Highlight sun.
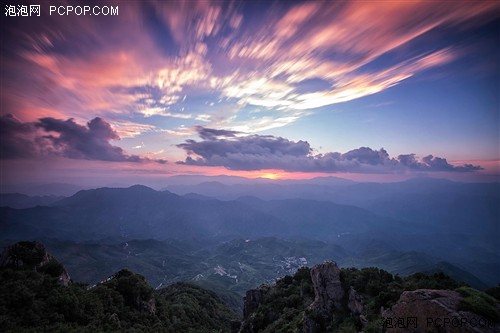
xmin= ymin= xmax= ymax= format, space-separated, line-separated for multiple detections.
xmin=259 ymin=172 xmax=282 ymax=180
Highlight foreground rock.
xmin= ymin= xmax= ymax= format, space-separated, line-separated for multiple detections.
xmin=304 ymin=261 xmax=344 ymax=333
xmin=309 ymin=261 xmax=344 ymax=314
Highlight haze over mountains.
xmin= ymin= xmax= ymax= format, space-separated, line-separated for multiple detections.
xmin=1 ymin=176 xmax=498 ymax=292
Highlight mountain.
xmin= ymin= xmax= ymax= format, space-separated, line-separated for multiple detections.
xmin=0 ymin=185 xmax=399 ymax=242
xmin=0 ymin=186 xmax=275 ymax=240
xmin=164 ymin=177 xmax=499 ymax=254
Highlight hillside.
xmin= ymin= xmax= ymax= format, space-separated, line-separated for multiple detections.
xmin=239 ymin=263 xmax=500 ymax=333
xmin=0 ymin=241 xmax=237 ymax=332
xmin=23 ymin=237 xmax=488 ymax=296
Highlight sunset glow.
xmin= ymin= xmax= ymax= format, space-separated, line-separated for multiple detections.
xmin=257 ymin=171 xmax=284 ymax=180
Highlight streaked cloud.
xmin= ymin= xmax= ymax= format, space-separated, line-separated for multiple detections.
xmin=177 ymin=127 xmax=482 ymax=174
xmin=110 ymin=121 xmax=158 ymax=139
xmin=7 ymin=0 xmax=496 ymax=133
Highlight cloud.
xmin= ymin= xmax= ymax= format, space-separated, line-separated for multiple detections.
xmin=196 ymin=126 xmax=239 ymax=140
xmin=0 ymin=114 xmax=39 ymax=159
xmin=0 ymin=115 xmax=166 ymax=164
xmin=109 ymin=120 xmax=158 ymax=139
xmin=3 ymin=0 xmax=498 ymax=150
xmin=6 ymin=1 xmax=496 ymax=135
xmin=4 ymin=1 xmax=218 ymax=126
xmin=215 ymin=0 xmax=497 ymax=121
xmin=395 ymin=154 xmax=482 ymax=172
xmin=177 ymin=127 xmax=482 ymax=174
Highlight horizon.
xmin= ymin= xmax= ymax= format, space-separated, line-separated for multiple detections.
xmin=1 ymin=1 xmax=499 ymax=187
xmin=2 ymin=173 xmax=499 ymax=198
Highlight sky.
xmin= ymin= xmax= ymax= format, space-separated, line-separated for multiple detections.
xmin=1 ymin=0 xmax=499 ymax=187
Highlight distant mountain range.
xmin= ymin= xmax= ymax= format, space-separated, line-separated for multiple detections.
xmin=1 ymin=184 xmax=398 ymax=241
xmin=0 ymin=177 xmax=498 ymax=289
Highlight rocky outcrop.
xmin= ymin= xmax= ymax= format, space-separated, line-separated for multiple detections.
xmin=304 ymin=261 xmax=345 ymax=333
xmin=309 ymin=261 xmax=344 ymax=314
xmin=0 ymin=241 xmax=71 ymax=286
xmin=348 ymin=286 xmax=365 ymax=315
xmin=348 ymin=286 xmax=368 ymax=330
xmin=242 ymin=285 xmax=269 ymax=319
xmin=56 ymin=266 xmax=72 ymax=286
xmin=140 ymin=296 xmax=156 ymax=315
xmin=240 ymin=285 xmax=270 ymax=333
xmin=383 ymin=289 xmax=498 ymax=333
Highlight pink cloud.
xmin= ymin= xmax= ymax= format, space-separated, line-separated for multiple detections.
xmin=10 ymin=0 xmax=495 ymax=133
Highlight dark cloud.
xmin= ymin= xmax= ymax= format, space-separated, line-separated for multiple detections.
xmin=177 ymin=127 xmax=482 ymax=173
xmin=196 ymin=126 xmax=240 ymax=140
xmin=421 ymin=155 xmax=481 ymax=172
xmin=0 ymin=114 xmax=38 ymax=158
xmin=0 ymin=115 xmax=166 ymax=164
xmin=396 ymin=154 xmax=481 ymax=172
xmin=177 ymin=127 xmax=313 ymax=171
xmin=343 ymin=147 xmax=391 ymax=165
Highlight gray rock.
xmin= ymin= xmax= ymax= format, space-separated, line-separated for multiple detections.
xmin=309 ymin=261 xmax=344 ymax=315
xmin=304 ymin=261 xmax=345 ymax=333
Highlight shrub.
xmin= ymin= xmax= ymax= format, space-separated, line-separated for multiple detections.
xmin=456 ymin=287 xmax=500 ymax=322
